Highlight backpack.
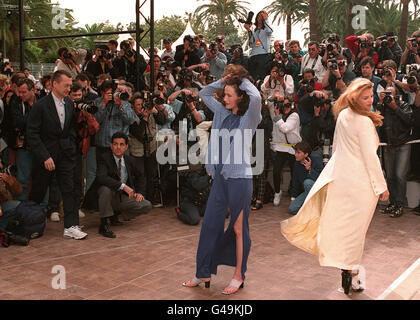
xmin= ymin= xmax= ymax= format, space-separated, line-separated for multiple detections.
xmin=13 ymin=201 xmax=46 ymax=239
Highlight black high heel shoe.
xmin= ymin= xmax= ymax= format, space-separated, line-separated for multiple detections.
xmin=341 ymin=270 xmax=352 ymax=295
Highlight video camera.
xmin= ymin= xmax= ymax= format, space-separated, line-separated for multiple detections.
xmin=74 ymin=99 xmax=98 ymax=114
xmin=238 ymin=11 xmax=254 ymax=25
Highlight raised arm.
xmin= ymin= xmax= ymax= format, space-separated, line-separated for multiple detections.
xmin=199 ymin=79 xmax=227 ymax=114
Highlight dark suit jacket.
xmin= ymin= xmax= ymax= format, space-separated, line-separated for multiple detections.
xmin=174 ymin=44 xmax=201 ymax=68
xmin=26 ymin=94 xmax=77 ymax=164
xmin=96 ymin=150 xmax=146 ymax=195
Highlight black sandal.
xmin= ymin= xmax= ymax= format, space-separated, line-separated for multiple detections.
xmin=251 ymin=202 xmax=263 ymax=211
xmin=389 ymin=206 xmax=404 ymax=218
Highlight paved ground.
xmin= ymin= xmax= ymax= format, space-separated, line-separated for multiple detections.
xmin=1 ymin=197 xmax=420 ymax=300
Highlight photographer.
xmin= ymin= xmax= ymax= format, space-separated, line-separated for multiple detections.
xmin=56 ymin=47 xmax=87 ymax=80
xmin=308 ymin=97 xmax=335 ymax=154
xmin=107 ymin=39 xmax=119 ymax=58
xmin=38 ymin=74 xmax=52 ymax=99
xmin=322 ymin=34 xmax=353 ymax=69
xmin=322 ymin=54 xmax=356 ymax=100
xmin=1 ymin=62 xmax=14 ymax=77
xmin=0 ymin=162 xmax=23 ymax=234
xmin=174 ymin=35 xmax=201 ymax=68
xmin=345 ymin=33 xmax=379 ymax=76
xmin=94 ymin=80 xmax=137 ymax=161
xmin=271 ymin=44 xmax=298 ymax=78
xmin=301 ymin=41 xmax=327 ymax=82
xmin=230 ymin=45 xmax=249 ymax=70
xmin=298 ymin=87 xmax=329 ymax=142
xmin=112 ymin=40 xmax=147 ymax=91
xmin=377 ymin=86 xmax=413 ymax=218
xmin=375 ymin=32 xmax=402 ymax=68
xmin=215 ymin=35 xmax=231 ymax=63
xmin=401 ymin=31 xmax=420 ymax=72
xmin=200 ymin=41 xmax=227 ymax=80
xmin=244 ymin=10 xmax=273 ymax=81
xmin=295 ymin=68 xmax=324 ymax=104
xmin=161 ymin=38 xmax=175 ymax=60
xmin=261 ymin=62 xmax=294 ymax=119
xmin=271 ymin=96 xmax=301 ymax=206
xmin=173 ymin=68 xmax=201 ymax=95
xmin=11 ymin=78 xmax=37 ymax=201
xmin=129 ymin=92 xmax=166 ymax=206
xmin=85 ymin=45 xmax=114 ymax=82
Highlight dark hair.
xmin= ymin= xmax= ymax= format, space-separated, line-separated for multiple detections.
xmin=23 ymin=67 xmax=29 ymax=72
xmin=360 ymin=56 xmax=375 ymax=68
xmin=99 ymin=80 xmax=114 ymax=94
xmin=70 ymin=81 xmax=83 ymax=93
xmin=17 ymin=78 xmax=35 ymax=90
xmin=308 ymin=41 xmax=319 ymax=48
xmin=382 ymin=59 xmax=397 ymax=71
xmin=224 ymin=77 xmax=250 ymax=117
xmin=111 ymin=132 xmax=128 ymax=144
xmin=108 ymin=39 xmax=118 ymax=47
xmin=130 ymin=91 xmax=144 ymax=105
xmin=295 ymin=141 xmax=312 ymax=155
xmin=52 ymin=70 xmax=72 ymax=84
xmin=41 ymin=74 xmax=52 ymax=87
xmin=58 ymin=47 xmax=69 ymax=57
xmin=10 ymin=72 xmax=25 ymax=85
xmin=75 ymin=73 xmax=90 ymax=83
xmin=184 ymin=35 xmax=193 ymax=43
xmin=303 ymin=68 xmax=315 ymax=76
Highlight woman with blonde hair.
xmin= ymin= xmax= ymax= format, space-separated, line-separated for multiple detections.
xmin=281 ymin=78 xmax=389 ymax=295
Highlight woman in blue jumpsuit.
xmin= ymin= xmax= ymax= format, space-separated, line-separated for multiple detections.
xmin=183 ymin=66 xmax=261 ymax=294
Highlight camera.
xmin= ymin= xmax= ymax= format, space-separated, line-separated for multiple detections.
xmin=300 ymin=79 xmax=315 ymax=92
xmin=238 ymin=11 xmax=254 ymax=25
xmin=327 ymin=43 xmax=337 ymax=52
xmin=0 ymin=165 xmax=17 ymax=176
xmin=209 ymin=42 xmax=218 ymax=55
xmin=280 ymin=50 xmax=289 ymax=60
xmin=408 ymin=37 xmax=418 ymax=47
xmin=180 ymin=92 xmax=198 ymax=104
xmin=74 ymin=99 xmax=98 ymax=114
xmin=113 ymin=90 xmax=130 ymax=101
xmin=328 ymin=59 xmax=338 ymax=71
xmin=99 ymin=49 xmax=113 ymax=60
xmin=357 ymin=38 xmax=370 ymax=49
xmin=383 ymin=91 xmax=393 ymax=105
xmin=313 ymin=96 xmax=331 ymax=107
xmin=383 ymin=69 xmax=392 ymax=77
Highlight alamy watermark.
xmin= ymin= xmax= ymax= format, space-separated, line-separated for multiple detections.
xmin=352 ymin=5 xmax=367 ymax=30
xmin=156 ymin=122 xmax=265 ymax=176
xmin=51 ymin=265 xmax=66 ymax=289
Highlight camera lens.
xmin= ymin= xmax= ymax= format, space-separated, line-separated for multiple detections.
xmin=407 ymin=76 xmax=417 ymax=85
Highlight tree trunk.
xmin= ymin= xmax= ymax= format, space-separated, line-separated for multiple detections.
xmin=9 ymin=23 xmax=19 ymax=62
xmin=286 ymin=14 xmax=291 ymax=40
xmin=399 ymin=0 xmax=411 ymax=50
xmin=345 ymin=5 xmax=355 ymax=39
xmin=309 ymin=0 xmax=322 ymax=42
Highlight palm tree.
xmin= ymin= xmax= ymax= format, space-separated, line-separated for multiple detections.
xmin=399 ymin=0 xmax=418 ymax=49
xmin=74 ymin=22 xmax=121 ymax=50
xmin=308 ymin=0 xmax=322 ymax=42
xmin=193 ymin=0 xmax=250 ymax=36
xmin=264 ymin=0 xmax=308 ymax=40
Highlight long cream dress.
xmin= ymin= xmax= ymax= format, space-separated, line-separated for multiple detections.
xmin=281 ymin=108 xmax=387 ymax=270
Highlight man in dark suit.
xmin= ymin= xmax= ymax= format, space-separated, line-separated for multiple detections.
xmin=26 ymin=70 xmax=87 ymax=240
xmin=96 ymin=132 xmax=152 ymax=238
xmin=174 ymin=35 xmax=201 ymax=68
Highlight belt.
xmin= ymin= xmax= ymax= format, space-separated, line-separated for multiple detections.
xmin=281 ymin=143 xmax=296 ymax=147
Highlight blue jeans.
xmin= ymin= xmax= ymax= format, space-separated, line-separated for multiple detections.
xmin=0 ymin=200 xmax=20 ymax=230
xmin=289 ymin=179 xmax=315 ymax=215
xmin=384 ymin=144 xmax=411 ymax=207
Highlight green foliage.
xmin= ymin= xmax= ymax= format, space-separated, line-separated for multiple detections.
xmin=74 ymin=22 xmax=122 ymax=50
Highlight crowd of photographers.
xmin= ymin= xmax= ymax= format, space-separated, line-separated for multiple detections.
xmin=0 ymin=15 xmax=419 ymax=244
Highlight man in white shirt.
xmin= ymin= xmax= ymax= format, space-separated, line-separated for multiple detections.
xmin=301 ymin=41 xmax=327 ymax=82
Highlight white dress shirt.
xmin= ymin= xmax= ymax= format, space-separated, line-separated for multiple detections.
xmin=51 ymin=92 xmax=66 ymax=129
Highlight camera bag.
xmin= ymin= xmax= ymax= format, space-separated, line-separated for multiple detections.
xmin=13 ymin=201 xmax=46 ymax=239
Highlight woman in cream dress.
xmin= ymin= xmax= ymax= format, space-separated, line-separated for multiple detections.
xmin=281 ymin=78 xmax=390 ymax=294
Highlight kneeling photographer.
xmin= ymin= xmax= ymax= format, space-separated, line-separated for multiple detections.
xmin=0 ymin=163 xmax=27 ymax=247
xmin=129 ymin=92 xmax=166 ymax=206
xmin=322 ymin=54 xmax=355 ymax=100
xmin=378 ymin=87 xmax=413 ymax=218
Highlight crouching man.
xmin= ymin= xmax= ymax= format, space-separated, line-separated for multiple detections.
xmin=96 ymin=132 xmax=152 ymax=238
xmin=289 ymin=141 xmax=324 ymax=215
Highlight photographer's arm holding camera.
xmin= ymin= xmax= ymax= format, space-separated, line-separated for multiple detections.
xmin=401 ymin=38 xmax=420 ymax=68
xmin=200 ymin=45 xmax=227 ymax=80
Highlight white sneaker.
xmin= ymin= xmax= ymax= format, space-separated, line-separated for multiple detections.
xmin=78 ymin=210 xmax=85 ymax=218
xmin=50 ymin=212 xmax=60 ymax=222
xmin=64 ymin=226 xmax=88 ymax=240
xmin=273 ymin=191 xmax=282 ymax=206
